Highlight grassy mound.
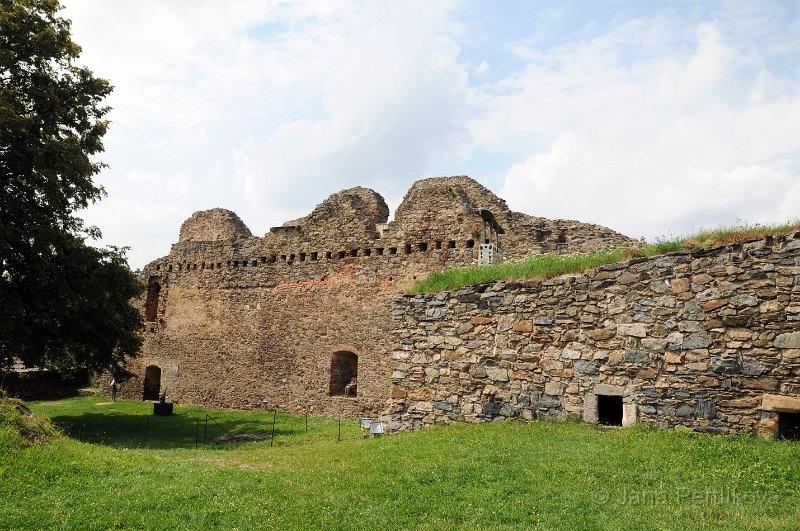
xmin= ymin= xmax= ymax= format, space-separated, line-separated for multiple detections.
xmin=0 ymin=397 xmax=59 ymax=446
xmin=409 ymin=221 xmax=800 ymax=294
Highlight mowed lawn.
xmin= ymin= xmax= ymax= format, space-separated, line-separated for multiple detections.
xmin=2 ymin=398 xmax=800 ymax=530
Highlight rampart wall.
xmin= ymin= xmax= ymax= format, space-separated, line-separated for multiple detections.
xmin=386 ymin=232 xmax=800 ymax=438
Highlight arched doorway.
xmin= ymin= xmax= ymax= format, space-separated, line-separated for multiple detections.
xmin=143 ymin=365 xmax=161 ymax=400
xmin=329 ymin=351 xmax=358 ymax=397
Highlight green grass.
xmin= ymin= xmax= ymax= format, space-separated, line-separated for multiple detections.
xmin=409 ymin=221 xmax=800 ymax=294
xmin=2 ymin=398 xmax=800 ymax=530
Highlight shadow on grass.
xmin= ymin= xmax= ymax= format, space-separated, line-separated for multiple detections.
xmin=49 ymin=410 xmax=297 ymax=450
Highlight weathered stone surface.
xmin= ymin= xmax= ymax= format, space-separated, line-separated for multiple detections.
xmin=617 ymin=323 xmax=647 ymax=338
xmin=386 ymin=231 xmax=800 ymax=437
xmin=775 ymin=332 xmax=800 ymax=349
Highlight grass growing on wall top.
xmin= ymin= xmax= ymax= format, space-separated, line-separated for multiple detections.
xmin=408 ymin=220 xmax=800 ymax=294
xmin=2 ymin=397 xmax=800 ymax=530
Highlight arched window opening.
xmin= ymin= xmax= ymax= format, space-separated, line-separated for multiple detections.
xmin=143 ymin=365 xmax=162 ymax=401
xmin=329 ymin=351 xmax=358 ymax=398
xmin=144 ymin=279 xmax=161 ymax=322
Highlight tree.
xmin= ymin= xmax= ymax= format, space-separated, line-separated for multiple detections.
xmin=0 ymin=0 xmax=143 ymax=377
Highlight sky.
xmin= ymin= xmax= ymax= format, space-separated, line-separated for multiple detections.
xmin=61 ymin=0 xmax=800 ymax=269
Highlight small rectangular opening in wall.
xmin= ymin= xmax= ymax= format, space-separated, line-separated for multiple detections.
xmin=338 ymin=251 xmax=346 ymax=259
xmin=156 ymin=265 xmax=161 ymax=271
xmin=193 ymin=264 xmax=197 ymax=270
xmin=217 ymin=262 xmax=222 ymax=269
xmin=233 ymin=261 xmax=239 ymax=268
xmin=376 ymin=248 xmax=384 ymax=255
xmin=389 ymin=247 xmax=397 ymax=255
xmin=299 ymin=253 xmax=306 ymax=261
xmin=252 ymin=260 xmax=257 ymax=267
xmin=289 ymin=253 xmax=296 ymax=262
xmin=201 ymin=263 xmax=205 ymax=270
xmin=268 ymin=255 xmax=276 ymax=263
xmin=418 ymin=242 xmax=428 ymax=252
xmin=350 ymin=249 xmax=358 ymax=257
xmin=260 ymin=257 xmax=267 ymax=264
xmin=178 ymin=264 xmax=183 ymax=271
xmin=466 ymin=239 xmax=475 ymax=248
xmin=363 ymin=248 xmax=371 ymax=256
xmin=435 ymin=240 xmax=442 ymax=249
xmin=778 ymin=412 xmax=800 ymax=440
xmin=404 ymin=244 xmax=412 ymax=254
xmin=311 ymin=252 xmax=318 ymax=261
xmin=280 ymin=255 xmax=287 ymax=262
xmin=597 ymin=395 xmax=623 ymax=426
xmin=241 ymin=260 xmax=246 ymax=267
xmin=448 ymin=240 xmax=456 ymax=248
xmin=326 ymin=251 xmax=332 ymax=259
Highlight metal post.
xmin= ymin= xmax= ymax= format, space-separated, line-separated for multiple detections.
xmin=270 ymin=408 xmax=277 ymax=447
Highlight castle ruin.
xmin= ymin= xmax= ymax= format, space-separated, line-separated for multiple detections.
xmin=118 ymin=176 xmax=634 ymax=418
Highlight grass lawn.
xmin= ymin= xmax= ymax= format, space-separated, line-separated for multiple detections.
xmin=409 ymin=221 xmax=800 ymax=294
xmin=2 ymin=397 xmax=800 ymax=530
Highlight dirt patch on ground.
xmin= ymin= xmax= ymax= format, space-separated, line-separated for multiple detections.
xmin=211 ymin=433 xmax=272 ymax=444
xmin=95 ymin=402 xmax=114 ymax=406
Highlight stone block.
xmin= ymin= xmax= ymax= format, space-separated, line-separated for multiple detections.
xmin=617 ymin=323 xmax=648 ymax=338
xmin=544 ymin=381 xmax=565 ymax=395
xmin=470 ymin=316 xmax=493 ymax=325
xmin=486 ymin=367 xmax=509 ymax=382
xmin=512 ymin=321 xmax=534 ymax=333
xmin=671 ymin=278 xmax=690 ymax=293
xmin=775 ymin=332 xmax=800 ymax=349
xmin=761 ymin=394 xmax=800 ymax=412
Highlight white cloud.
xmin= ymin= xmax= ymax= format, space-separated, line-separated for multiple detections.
xmin=489 ymin=16 xmax=800 ymax=240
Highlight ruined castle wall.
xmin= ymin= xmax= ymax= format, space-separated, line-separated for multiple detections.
xmin=124 ymin=176 xmax=639 ymax=417
xmin=386 ymin=232 xmax=800 ymax=438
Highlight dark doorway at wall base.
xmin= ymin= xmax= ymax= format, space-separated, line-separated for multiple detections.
xmin=143 ymin=365 xmax=161 ymax=401
xmin=778 ymin=412 xmax=800 ymax=440
xmin=598 ymin=395 xmax=623 ymax=426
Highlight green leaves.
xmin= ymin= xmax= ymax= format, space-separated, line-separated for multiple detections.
xmin=1 ymin=0 xmax=142 ymax=376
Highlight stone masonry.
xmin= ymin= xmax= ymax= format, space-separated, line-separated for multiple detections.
xmin=116 ymin=176 xmax=635 ymax=418
xmin=386 ymin=232 xmax=800 ymax=438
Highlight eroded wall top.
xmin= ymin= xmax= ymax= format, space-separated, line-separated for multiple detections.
xmin=178 ymin=208 xmax=253 ymax=242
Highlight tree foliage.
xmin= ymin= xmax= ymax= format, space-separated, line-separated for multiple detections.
xmin=0 ymin=0 xmax=143 ymax=377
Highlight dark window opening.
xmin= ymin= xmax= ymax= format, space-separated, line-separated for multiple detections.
xmin=376 ymin=248 xmax=384 ymax=255
xmin=337 ymin=250 xmax=346 ymax=259
xmin=260 ymin=257 xmax=267 ymax=264
xmin=435 ymin=241 xmax=442 ymax=249
xmin=466 ymin=239 xmax=475 ymax=248
xmin=252 ymin=260 xmax=258 ymax=267
xmin=280 ymin=255 xmax=287 ymax=262
xmin=156 ymin=265 xmax=161 ymax=271
xmin=208 ymin=263 xmax=213 ymax=270
xmin=144 ymin=279 xmax=160 ymax=322
xmin=143 ymin=365 xmax=161 ymax=401
xmin=326 ymin=251 xmax=333 ymax=259
xmin=233 ymin=261 xmax=239 ymax=267
xmin=448 ymin=240 xmax=456 ymax=248
xmin=404 ymin=244 xmax=412 ymax=254
xmin=363 ymin=248 xmax=371 ymax=256
xmin=311 ymin=252 xmax=318 ymax=261
xmin=418 ymin=242 xmax=428 ymax=252
xmin=389 ymin=247 xmax=397 ymax=255
xmin=193 ymin=264 xmax=197 ymax=270
xmin=329 ymin=351 xmax=358 ymax=397
xmin=597 ymin=395 xmax=623 ymax=426
xmin=241 ymin=260 xmax=246 ymax=267
xmin=778 ymin=412 xmax=800 ymax=440
xmin=217 ymin=262 xmax=222 ymax=269
xmin=168 ymin=265 xmax=173 ymax=272
xmin=178 ymin=264 xmax=182 ymax=271
xmin=201 ymin=263 xmax=205 ymax=270
xmin=289 ymin=254 xmax=296 ymax=262
xmin=349 ymin=249 xmax=358 ymax=257
xmin=300 ymin=253 xmax=306 ymax=261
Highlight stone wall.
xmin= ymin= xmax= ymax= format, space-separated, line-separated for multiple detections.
xmin=122 ymin=176 xmax=636 ymax=417
xmin=386 ymin=232 xmax=800 ymax=438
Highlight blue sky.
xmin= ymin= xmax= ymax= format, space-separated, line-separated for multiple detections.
xmin=62 ymin=0 xmax=800 ymax=268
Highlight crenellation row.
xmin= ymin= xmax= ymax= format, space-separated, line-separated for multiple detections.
xmin=150 ymin=238 xmax=480 ymax=274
